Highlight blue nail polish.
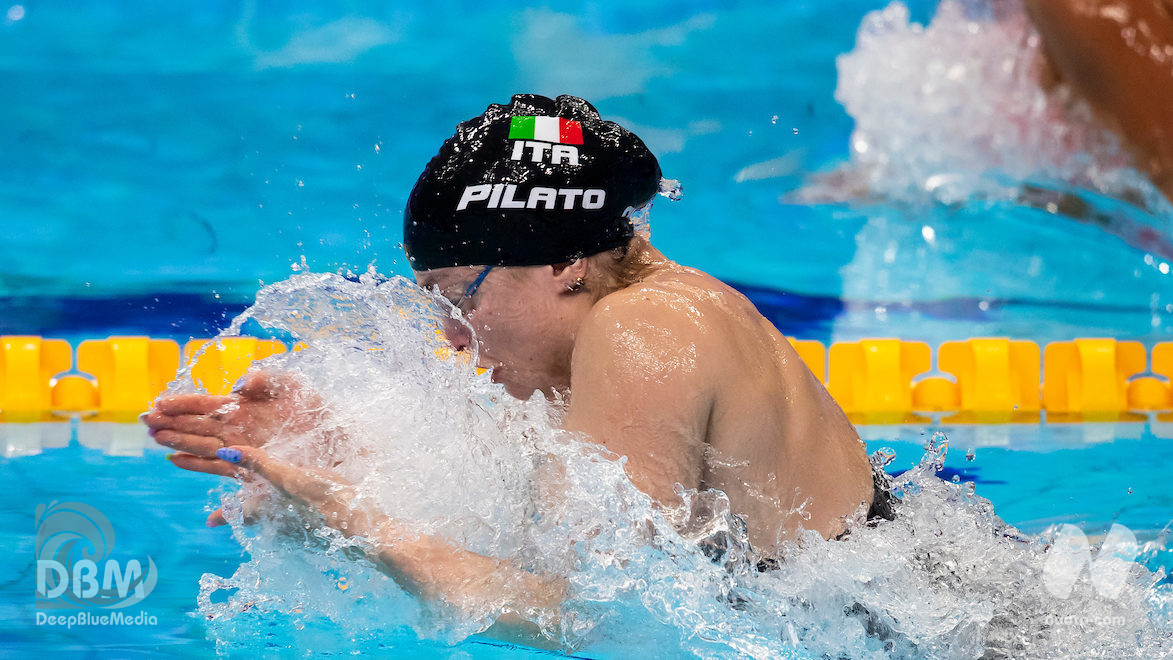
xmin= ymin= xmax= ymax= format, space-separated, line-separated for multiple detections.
xmin=217 ymin=447 xmax=242 ymax=463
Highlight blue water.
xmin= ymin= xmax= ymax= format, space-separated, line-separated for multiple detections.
xmin=3 ymin=0 xmax=1173 ymax=656
xmin=1 ymin=425 xmax=1169 ymax=656
xmin=0 ymin=435 xmax=560 ymax=657
xmin=3 ymin=0 xmax=1169 ymax=344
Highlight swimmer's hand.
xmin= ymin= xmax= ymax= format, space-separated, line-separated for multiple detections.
xmin=145 ymin=371 xmax=333 ymax=527
xmin=214 ymin=444 xmax=567 ymax=650
xmin=144 ymin=371 xmax=325 ymax=460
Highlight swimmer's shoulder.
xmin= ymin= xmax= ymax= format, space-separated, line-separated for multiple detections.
xmin=575 ymin=264 xmax=750 ymax=375
xmin=596 ymin=266 xmax=822 ymax=395
xmin=577 ymin=281 xmax=697 ymax=354
xmin=569 ymin=272 xmax=719 ymax=451
xmin=603 ymin=262 xmax=752 ymax=311
xmin=574 ymin=273 xmax=715 ymax=374
xmin=583 ymin=263 xmax=734 ymax=337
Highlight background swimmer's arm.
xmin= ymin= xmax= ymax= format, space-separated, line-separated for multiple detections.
xmin=564 ymin=293 xmax=711 ymax=505
xmin=1025 ymin=0 xmax=1173 ymax=198
xmin=214 ymin=445 xmax=569 ymax=651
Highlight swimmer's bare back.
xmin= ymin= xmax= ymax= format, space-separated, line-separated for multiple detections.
xmin=564 ymin=254 xmax=874 ymax=553
xmin=1025 ymin=0 xmax=1173 ymax=201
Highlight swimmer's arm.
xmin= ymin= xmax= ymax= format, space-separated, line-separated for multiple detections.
xmin=374 ymin=532 xmax=565 ymax=649
xmin=1025 ymin=0 xmax=1173 ymax=197
xmin=208 ymin=446 xmax=568 ymax=651
xmin=564 ymin=293 xmax=710 ymax=504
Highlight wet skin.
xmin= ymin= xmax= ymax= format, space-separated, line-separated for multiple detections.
xmin=561 ymin=259 xmax=874 ymax=548
xmin=1026 ymin=0 xmax=1173 ymax=201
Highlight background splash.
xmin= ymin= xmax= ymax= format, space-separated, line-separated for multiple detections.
xmin=801 ymin=0 xmax=1169 ymax=214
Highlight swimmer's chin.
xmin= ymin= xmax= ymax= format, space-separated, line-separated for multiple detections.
xmin=484 ymin=365 xmax=513 ymax=391
xmin=486 ymin=368 xmax=543 ymax=400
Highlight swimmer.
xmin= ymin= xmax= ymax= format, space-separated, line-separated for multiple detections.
xmin=1025 ymin=0 xmax=1173 ymax=202
xmin=145 ymin=94 xmax=884 ymax=644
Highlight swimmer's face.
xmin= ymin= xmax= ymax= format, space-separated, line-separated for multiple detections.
xmin=415 ymin=264 xmax=591 ymax=399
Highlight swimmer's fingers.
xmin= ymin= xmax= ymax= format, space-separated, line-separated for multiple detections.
xmin=236 ymin=371 xmax=299 ymax=401
xmin=166 ymin=451 xmax=240 ymax=478
xmin=206 ymin=508 xmax=227 ymax=527
xmin=206 ymin=494 xmax=265 ymax=528
xmin=153 ymin=393 xmax=235 ymax=416
xmin=154 ymin=430 xmax=228 ymax=457
xmin=144 ymin=411 xmax=225 ymax=437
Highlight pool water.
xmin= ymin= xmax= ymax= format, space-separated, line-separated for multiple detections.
xmin=3 ymin=0 xmax=1173 ymax=656
xmin=1 ymin=421 xmax=1168 ymax=657
xmin=4 ymin=0 xmax=1169 ymax=344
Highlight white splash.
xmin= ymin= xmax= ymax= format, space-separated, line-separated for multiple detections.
xmin=184 ymin=272 xmax=1172 ymax=657
xmin=797 ymin=0 xmax=1169 ymax=215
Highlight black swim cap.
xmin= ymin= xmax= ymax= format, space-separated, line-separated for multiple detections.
xmin=403 ymin=94 xmax=662 ymax=271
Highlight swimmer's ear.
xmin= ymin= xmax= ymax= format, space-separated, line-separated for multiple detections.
xmin=548 ymin=259 xmax=588 ymax=293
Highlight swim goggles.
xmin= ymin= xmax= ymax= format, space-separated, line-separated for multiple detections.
xmin=452 ymin=265 xmax=494 ymax=311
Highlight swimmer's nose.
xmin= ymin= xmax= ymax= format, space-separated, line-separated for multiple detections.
xmin=441 ymin=316 xmax=473 ymax=352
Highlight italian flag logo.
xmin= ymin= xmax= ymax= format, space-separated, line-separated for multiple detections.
xmin=508 ymin=116 xmax=583 ymax=144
